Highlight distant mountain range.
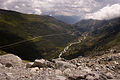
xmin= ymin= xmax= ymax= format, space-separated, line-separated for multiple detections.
xmin=54 ymin=16 xmax=81 ymax=24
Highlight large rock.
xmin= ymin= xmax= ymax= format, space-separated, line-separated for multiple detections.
xmin=63 ymin=68 xmax=72 ymax=76
xmin=55 ymin=69 xmax=63 ymax=75
xmin=26 ymin=62 xmax=34 ymax=68
xmin=85 ymin=75 xmax=96 ymax=80
xmin=5 ymin=73 xmax=14 ymax=80
xmin=32 ymin=59 xmax=50 ymax=68
xmin=55 ymin=76 xmax=67 ymax=80
xmin=30 ymin=67 xmax=39 ymax=73
xmin=0 ymin=54 xmax=22 ymax=67
xmin=0 ymin=63 xmax=3 ymax=67
xmin=105 ymin=72 xmax=114 ymax=79
xmin=53 ymin=59 xmax=76 ymax=69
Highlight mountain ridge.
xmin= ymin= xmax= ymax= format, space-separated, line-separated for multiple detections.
xmin=0 ymin=9 xmax=120 ymax=61
xmin=62 ymin=17 xmax=120 ymax=59
xmin=0 ymin=9 xmax=76 ymax=61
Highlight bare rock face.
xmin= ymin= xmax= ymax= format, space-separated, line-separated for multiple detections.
xmin=0 ymin=54 xmax=22 ymax=67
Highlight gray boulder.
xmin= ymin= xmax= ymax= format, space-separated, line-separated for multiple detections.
xmin=26 ymin=62 xmax=34 ymax=68
xmin=30 ymin=67 xmax=39 ymax=73
xmin=0 ymin=54 xmax=22 ymax=67
xmin=0 ymin=63 xmax=3 ymax=67
xmin=32 ymin=59 xmax=50 ymax=68
xmin=53 ymin=59 xmax=76 ymax=70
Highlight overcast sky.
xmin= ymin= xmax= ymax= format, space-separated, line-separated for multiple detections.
xmin=0 ymin=0 xmax=120 ymax=20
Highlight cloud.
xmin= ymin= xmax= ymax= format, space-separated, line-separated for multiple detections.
xmin=0 ymin=0 xmax=120 ymax=19
xmin=0 ymin=0 xmax=99 ymax=16
xmin=84 ymin=4 xmax=120 ymax=20
xmin=34 ymin=9 xmax=42 ymax=15
xmin=15 ymin=5 xmax=19 ymax=9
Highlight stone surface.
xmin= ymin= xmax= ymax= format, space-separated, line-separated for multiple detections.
xmin=0 ymin=63 xmax=3 ymax=67
xmin=54 ymin=60 xmax=76 ymax=70
xmin=55 ymin=69 xmax=63 ymax=75
xmin=32 ymin=59 xmax=49 ymax=68
xmin=0 ymin=52 xmax=120 ymax=80
xmin=63 ymin=68 xmax=72 ymax=76
xmin=26 ymin=62 xmax=34 ymax=68
xmin=30 ymin=67 xmax=39 ymax=73
xmin=0 ymin=54 xmax=22 ymax=67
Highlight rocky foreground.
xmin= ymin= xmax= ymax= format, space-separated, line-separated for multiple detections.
xmin=0 ymin=52 xmax=120 ymax=80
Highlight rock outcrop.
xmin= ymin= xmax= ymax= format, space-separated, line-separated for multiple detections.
xmin=0 ymin=54 xmax=23 ymax=67
xmin=0 ymin=52 xmax=120 ymax=80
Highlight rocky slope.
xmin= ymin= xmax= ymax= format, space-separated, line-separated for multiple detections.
xmin=0 ymin=50 xmax=120 ymax=80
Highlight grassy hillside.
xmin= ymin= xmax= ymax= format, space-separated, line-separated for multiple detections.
xmin=74 ymin=19 xmax=108 ymax=32
xmin=0 ymin=9 xmax=76 ymax=61
xmin=63 ymin=17 xmax=120 ymax=59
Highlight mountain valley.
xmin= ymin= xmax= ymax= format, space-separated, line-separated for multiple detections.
xmin=0 ymin=8 xmax=120 ymax=80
